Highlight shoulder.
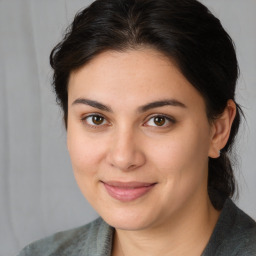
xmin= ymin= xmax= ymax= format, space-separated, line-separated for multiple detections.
xmin=203 ymin=199 xmax=256 ymax=256
xmin=220 ymin=200 xmax=256 ymax=255
xmin=214 ymin=227 xmax=256 ymax=256
xmin=228 ymin=227 xmax=256 ymax=255
xmin=17 ymin=217 xmax=114 ymax=256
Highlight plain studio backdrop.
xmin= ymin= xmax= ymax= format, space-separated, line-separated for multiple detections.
xmin=0 ymin=0 xmax=255 ymax=255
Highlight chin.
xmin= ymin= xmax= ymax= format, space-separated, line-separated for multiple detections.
xmin=99 ymin=206 xmax=159 ymax=231
xmin=105 ymin=217 xmax=151 ymax=231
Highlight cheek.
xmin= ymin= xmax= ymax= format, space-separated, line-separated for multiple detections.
xmin=67 ymin=131 xmax=108 ymax=203
xmin=67 ymin=127 xmax=107 ymax=178
xmin=145 ymin=123 xmax=211 ymax=212
xmin=147 ymin=121 xmax=211 ymax=179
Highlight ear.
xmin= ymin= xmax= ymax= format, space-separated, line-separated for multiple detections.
xmin=208 ymin=100 xmax=237 ymax=158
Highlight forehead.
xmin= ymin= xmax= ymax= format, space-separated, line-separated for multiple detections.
xmin=69 ymin=48 xmax=174 ymax=85
xmin=68 ymin=49 xmax=205 ymax=112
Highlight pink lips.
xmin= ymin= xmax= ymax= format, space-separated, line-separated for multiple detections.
xmin=102 ymin=181 xmax=156 ymax=202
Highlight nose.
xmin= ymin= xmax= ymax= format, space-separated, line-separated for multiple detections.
xmin=106 ymin=128 xmax=146 ymax=171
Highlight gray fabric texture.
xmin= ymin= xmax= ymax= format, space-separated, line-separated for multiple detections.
xmin=18 ymin=199 xmax=256 ymax=256
xmin=18 ymin=218 xmax=114 ymax=256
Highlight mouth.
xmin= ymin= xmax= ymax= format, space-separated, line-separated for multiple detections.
xmin=101 ymin=181 xmax=156 ymax=202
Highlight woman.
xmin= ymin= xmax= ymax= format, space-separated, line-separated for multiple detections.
xmin=18 ymin=0 xmax=256 ymax=255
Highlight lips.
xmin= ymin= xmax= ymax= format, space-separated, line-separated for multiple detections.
xmin=102 ymin=181 xmax=156 ymax=202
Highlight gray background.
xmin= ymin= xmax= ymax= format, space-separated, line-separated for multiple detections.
xmin=0 ymin=1 xmax=255 ymax=255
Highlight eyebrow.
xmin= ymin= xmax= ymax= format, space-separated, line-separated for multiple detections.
xmin=72 ymin=98 xmax=113 ymax=112
xmin=72 ymin=98 xmax=186 ymax=113
xmin=138 ymin=99 xmax=186 ymax=112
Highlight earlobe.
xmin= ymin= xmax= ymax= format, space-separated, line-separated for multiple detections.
xmin=208 ymin=100 xmax=236 ymax=158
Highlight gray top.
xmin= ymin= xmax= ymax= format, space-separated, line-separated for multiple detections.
xmin=18 ymin=199 xmax=256 ymax=256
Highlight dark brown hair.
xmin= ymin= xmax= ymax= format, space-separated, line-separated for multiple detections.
xmin=50 ymin=0 xmax=243 ymax=210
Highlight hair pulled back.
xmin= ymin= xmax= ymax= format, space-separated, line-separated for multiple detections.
xmin=50 ymin=0 xmax=242 ymax=210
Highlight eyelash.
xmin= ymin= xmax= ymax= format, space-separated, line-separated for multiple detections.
xmin=143 ymin=115 xmax=176 ymax=128
xmin=80 ymin=114 xmax=176 ymax=129
xmin=81 ymin=114 xmax=110 ymax=128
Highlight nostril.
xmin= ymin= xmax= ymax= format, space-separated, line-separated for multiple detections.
xmin=106 ymin=133 xmax=146 ymax=171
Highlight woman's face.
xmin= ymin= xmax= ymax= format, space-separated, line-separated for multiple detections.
xmin=67 ymin=49 xmax=215 ymax=231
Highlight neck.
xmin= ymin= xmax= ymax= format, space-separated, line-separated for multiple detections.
xmin=112 ymin=196 xmax=220 ymax=256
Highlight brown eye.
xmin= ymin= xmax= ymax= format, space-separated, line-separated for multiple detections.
xmin=145 ymin=115 xmax=175 ymax=128
xmin=92 ymin=115 xmax=104 ymax=125
xmin=83 ymin=114 xmax=107 ymax=127
xmin=154 ymin=116 xmax=166 ymax=126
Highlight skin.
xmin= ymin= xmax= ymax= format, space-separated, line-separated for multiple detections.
xmin=67 ymin=49 xmax=236 ymax=256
